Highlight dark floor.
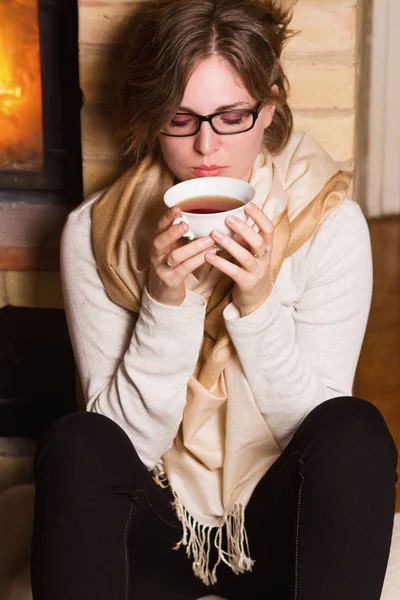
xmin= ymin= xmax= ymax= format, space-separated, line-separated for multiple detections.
xmin=354 ymin=215 xmax=400 ymax=512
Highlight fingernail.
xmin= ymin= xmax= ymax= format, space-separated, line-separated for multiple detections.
xmin=202 ymin=237 xmax=214 ymax=247
xmin=212 ymin=229 xmax=223 ymax=241
xmin=245 ymin=202 xmax=254 ymax=212
xmin=205 ymin=249 xmax=217 ymax=260
xmin=226 ymin=215 xmax=238 ymax=225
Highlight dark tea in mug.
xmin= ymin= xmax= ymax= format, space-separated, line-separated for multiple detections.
xmin=178 ymin=195 xmax=243 ymax=214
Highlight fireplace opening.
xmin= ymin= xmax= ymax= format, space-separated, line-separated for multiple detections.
xmin=0 ymin=0 xmax=82 ymax=201
xmin=0 ymin=0 xmax=44 ymax=172
xmin=0 ymin=0 xmax=81 ymax=437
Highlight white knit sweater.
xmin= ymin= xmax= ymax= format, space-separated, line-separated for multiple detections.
xmin=61 ymin=191 xmax=373 ymax=469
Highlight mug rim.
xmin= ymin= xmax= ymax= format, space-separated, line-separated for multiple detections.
xmin=164 ymin=176 xmax=255 ymax=210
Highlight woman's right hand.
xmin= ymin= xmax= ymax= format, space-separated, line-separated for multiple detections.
xmin=147 ymin=206 xmax=217 ymax=306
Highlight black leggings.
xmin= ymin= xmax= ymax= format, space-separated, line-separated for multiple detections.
xmin=31 ymin=397 xmax=398 ymax=600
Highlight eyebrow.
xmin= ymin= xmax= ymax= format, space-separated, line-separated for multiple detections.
xmin=177 ymin=102 xmax=250 ymax=113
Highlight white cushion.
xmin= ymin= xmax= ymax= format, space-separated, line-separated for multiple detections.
xmin=381 ymin=512 xmax=400 ymax=599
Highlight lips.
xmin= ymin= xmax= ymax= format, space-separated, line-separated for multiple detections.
xmin=191 ymin=165 xmax=226 ymax=177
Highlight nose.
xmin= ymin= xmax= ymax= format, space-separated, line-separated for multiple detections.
xmin=193 ymin=121 xmax=220 ymax=156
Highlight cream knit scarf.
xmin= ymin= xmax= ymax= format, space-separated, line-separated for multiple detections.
xmin=92 ymin=132 xmax=351 ymax=584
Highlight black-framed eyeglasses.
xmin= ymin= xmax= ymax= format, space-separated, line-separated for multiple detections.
xmin=160 ymin=102 xmax=263 ymax=137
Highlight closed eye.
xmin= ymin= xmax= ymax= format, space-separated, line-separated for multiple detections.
xmin=170 ymin=114 xmax=196 ymax=127
xmin=171 ymin=119 xmax=190 ymax=127
xmin=219 ymin=111 xmax=247 ymax=125
xmin=222 ymin=117 xmax=244 ymax=125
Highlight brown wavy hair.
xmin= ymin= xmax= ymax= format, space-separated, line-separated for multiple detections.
xmin=120 ymin=0 xmax=297 ymax=164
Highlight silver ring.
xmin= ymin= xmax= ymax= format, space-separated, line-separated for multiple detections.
xmin=165 ymin=259 xmax=176 ymax=269
xmin=253 ymin=249 xmax=268 ymax=259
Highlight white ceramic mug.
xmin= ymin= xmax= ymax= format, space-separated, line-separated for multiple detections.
xmin=163 ymin=177 xmax=255 ymax=240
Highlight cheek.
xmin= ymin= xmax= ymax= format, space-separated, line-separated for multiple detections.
xmin=262 ymin=104 xmax=276 ymax=129
xmin=159 ymin=138 xmax=191 ymax=165
xmin=228 ymin=127 xmax=265 ymax=160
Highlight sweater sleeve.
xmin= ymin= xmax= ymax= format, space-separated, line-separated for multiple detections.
xmin=60 ymin=199 xmax=206 ymax=468
xmin=223 ymin=199 xmax=373 ymax=449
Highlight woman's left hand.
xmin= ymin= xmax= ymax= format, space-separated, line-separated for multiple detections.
xmin=205 ymin=202 xmax=274 ymax=317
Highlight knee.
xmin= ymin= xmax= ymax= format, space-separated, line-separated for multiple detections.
xmin=34 ymin=411 xmax=131 ymax=476
xmin=304 ymin=397 xmax=398 ymax=467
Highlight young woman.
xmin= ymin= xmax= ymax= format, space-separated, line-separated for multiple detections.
xmin=31 ymin=1 xmax=397 ymax=599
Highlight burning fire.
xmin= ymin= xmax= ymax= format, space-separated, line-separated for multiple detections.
xmin=0 ymin=0 xmax=43 ymax=170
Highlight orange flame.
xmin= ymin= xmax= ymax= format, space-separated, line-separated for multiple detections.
xmin=0 ymin=0 xmax=43 ymax=170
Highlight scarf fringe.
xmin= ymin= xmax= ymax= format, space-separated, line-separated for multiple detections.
xmin=170 ymin=487 xmax=255 ymax=586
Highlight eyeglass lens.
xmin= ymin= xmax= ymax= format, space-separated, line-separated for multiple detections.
xmin=162 ymin=110 xmax=255 ymax=135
